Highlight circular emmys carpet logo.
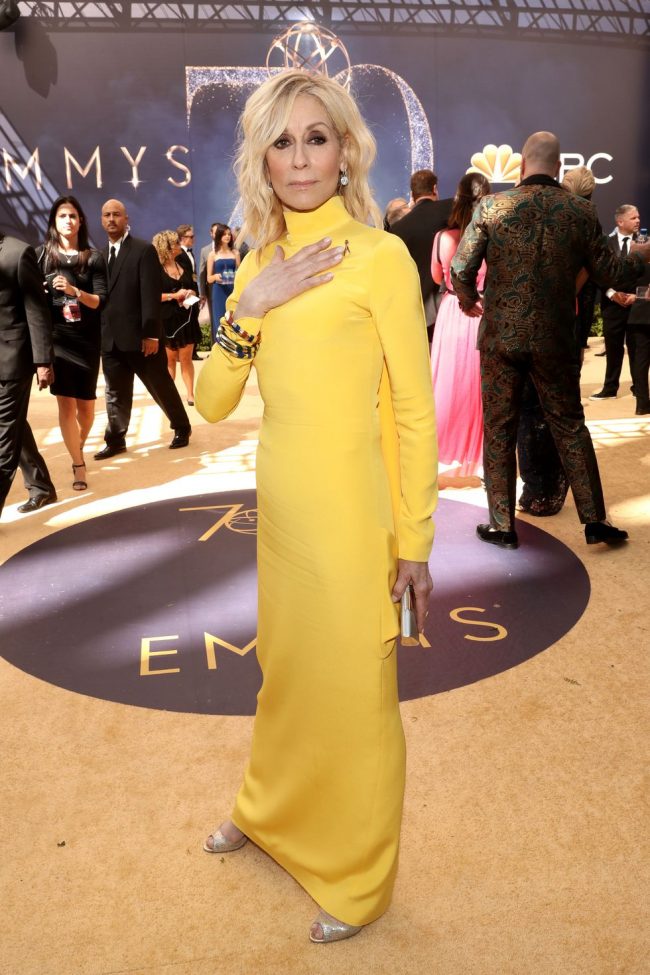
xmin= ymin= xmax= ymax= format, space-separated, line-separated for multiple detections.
xmin=0 ymin=491 xmax=590 ymax=715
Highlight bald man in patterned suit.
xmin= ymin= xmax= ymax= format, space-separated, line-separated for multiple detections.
xmin=451 ymin=131 xmax=650 ymax=548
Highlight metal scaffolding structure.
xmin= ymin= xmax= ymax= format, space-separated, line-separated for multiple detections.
xmin=17 ymin=1 xmax=650 ymax=42
xmin=0 ymin=110 xmax=60 ymax=242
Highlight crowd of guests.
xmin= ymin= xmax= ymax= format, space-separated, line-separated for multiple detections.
xmin=0 ymin=199 xmax=242 ymax=515
xmin=1 ymin=151 xmax=648 ymax=534
xmin=387 ymin=161 xmax=649 ymax=535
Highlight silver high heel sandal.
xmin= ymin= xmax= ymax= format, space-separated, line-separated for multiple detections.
xmin=309 ymin=910 xmax=363 ymax=944
xmin=203 ymin=827 xmax=248 ymax=854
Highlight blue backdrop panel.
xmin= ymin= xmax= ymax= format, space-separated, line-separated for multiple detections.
xmin=1 ymin=14 xmax=648 ymax=248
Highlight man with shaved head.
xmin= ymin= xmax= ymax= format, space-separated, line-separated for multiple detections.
xmin=451 ymin=131 xmax=650 ymax=548
xmin=520 ymin=131 xmax=561 ymax=169
xmin=96 ymin=199 xmax=191 ymax=458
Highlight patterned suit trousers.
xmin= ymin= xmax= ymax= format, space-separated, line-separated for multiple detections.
xmin=481 ymin=345 xmax=606 ymax=530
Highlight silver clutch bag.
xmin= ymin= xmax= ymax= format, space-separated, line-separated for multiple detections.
xmin=400 ymin=584 xmax=419 ymax=646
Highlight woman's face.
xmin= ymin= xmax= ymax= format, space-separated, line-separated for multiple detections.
xmin=171 ymin=241 xmax=182 ymax=257
xmin=55 ymin=204 xmax=80 ymax=241
xmin=221 ymin=229 xmax=232 ymax=246
xmin=265 ymin=94 xmax=345 ymax=213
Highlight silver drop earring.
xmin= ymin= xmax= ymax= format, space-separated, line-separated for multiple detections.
xmin=339 ymin=169 xmax=349 ymax=187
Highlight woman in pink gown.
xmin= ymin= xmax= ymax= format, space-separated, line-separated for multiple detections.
xmin=430 ymin=173 xmax=490 ymax=479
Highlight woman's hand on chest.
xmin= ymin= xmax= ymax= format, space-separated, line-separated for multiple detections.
xmin=237 ymin=237 xmax=344 ymax=319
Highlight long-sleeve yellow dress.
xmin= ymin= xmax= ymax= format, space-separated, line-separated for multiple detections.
xmin=196 ymin=195 xmax=437 ymax=926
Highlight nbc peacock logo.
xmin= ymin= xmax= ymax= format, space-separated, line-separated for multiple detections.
xmin=467 ymin=144 xmax=522 ymax=183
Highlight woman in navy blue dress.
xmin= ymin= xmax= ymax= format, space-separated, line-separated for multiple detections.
xmin=207 ymin=224 xmax=240 ymax=343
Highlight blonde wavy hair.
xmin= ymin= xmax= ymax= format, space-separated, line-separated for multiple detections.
xmin=561 ymin=165 xmax=596 ymax=200
xmin=235 ymin=70 xmax=381 ymax=253
xmin=152 ymin=230 xmax=178 ymax=264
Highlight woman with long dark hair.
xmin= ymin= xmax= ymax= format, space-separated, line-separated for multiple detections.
xmin=206 ymin=223 xmax=240 ymax=343
xmin=40 ymin=196 xmax=107 ymax=490
xmin=430 ymin=173 xmax=490 ymax=481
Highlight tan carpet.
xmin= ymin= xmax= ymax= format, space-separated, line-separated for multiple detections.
xmin=1 ymin=339 xmax=648 ymax=975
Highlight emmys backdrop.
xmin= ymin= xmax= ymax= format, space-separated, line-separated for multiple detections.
xmin=1 ymin=7 xmax=648 ymax=248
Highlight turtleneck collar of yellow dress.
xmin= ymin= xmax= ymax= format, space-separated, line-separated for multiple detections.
xmin=283 ymin=194 xmax=352 ymax=245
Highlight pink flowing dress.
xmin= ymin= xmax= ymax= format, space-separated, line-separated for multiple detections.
xmin=430 ymin=229 xmax=486 ymax=477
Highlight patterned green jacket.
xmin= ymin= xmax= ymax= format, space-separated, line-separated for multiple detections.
xmin=450 ymin=176 xmax=644 ymax=357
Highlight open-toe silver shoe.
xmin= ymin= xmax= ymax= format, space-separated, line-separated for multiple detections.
xmin=309 ymin=910 xmax=363 ymax=944
xmin=203 ymin=827 xmax=248 ymax=854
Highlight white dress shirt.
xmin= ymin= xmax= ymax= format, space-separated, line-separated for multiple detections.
xmin=106 ymin=231 xmax=130 ymax=260
xmin=605 ymin=231 xmax=633 ymax=299
xmin=181 ymin=244 xmax=196 ymax=271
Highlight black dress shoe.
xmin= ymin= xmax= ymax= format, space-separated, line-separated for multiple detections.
xmin=476 ymin=524 xmax=519 ymax=549
xmin=169 ymin=428 xmax=191 ymax=449
xmin=17 ymin=493 xmax=57 ymax=513
xmin=635 ymin=405 xmax=650 ymax=415
xmin=584 ymin=521 xmax=629 ymax=545
xmin=94 ymin=444 xmax=126 ymax=460
xmin=589 ymin=389 xmax=617 ymax=400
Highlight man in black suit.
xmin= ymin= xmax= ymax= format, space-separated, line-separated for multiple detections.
xmin=0 ymin=233 xmax=55 ymax=517
xmin=176 ymin=223 xmax=203 ymax=358
xmin=590 ymin=204 xmax=642 ymax=402
xmin=95 ymin=199 xmax=191 ymax=459
xmin=16 ymin=422 xmax=58 ymax=512
xmin=389 ymin=169 xmax=453 ymax=337
xmin=626 ymin=258 xmax=650 ymax=415
xmin=177 ymin=223 xmax=196 ymax=281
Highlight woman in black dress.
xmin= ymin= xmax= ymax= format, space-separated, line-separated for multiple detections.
xmin=40 ymin=196 xmax=108 ymax=490
xmin=152 ymin=230 xmax=197 ymax=405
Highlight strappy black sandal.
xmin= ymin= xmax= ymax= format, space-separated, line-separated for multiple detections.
xmin=72 ymin=462 xmax=87 ymax=491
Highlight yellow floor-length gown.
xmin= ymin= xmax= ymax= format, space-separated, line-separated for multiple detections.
xmin=196 ymin=195 xmax=437 ymax=926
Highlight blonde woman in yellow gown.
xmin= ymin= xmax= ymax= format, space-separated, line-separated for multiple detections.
xmin=196 ymin=70 xmax=438 ymax=943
